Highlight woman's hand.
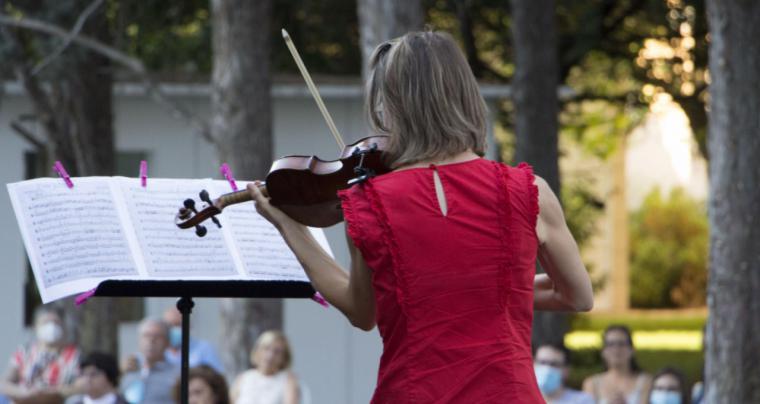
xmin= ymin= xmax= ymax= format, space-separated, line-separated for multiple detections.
xmin=247 ymin=181 xmax=299 ymax=230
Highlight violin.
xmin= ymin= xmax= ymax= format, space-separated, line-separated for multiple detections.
xmin=176 ymin=29 xmax=391 ymax=237
xmin=175 ymin=135 xmax=390 ymax=235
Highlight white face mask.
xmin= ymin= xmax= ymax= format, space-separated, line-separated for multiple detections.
xmin=36 ymin=322 xmax=63 ymax=344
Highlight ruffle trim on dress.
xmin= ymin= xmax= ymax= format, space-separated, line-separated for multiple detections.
xmin=338 ymin=188 xmax=365 ymax=253
xmin=494 ymin=162 xmax=514 ymax=311
xmin=362 ymin=182 xmax=409 ymax=319
xmin=494 ymin=161 xmax=521 ymax=385
xmin=516 ymin=162 xmax=540 ymax=236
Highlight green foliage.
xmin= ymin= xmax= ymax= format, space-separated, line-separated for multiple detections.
xmin=115 ymin=0 xmax=212 ymax=75
xmin=111 ymin=0 xmax=362 ymax=77
xmin=629 ymin=188 xmax=708 ymax=308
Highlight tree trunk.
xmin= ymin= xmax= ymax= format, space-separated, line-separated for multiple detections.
xmin=210 ymin=0 xmax=278 ymax=379
xmin=357 ymin=0 xmax=423 ymax=78
xmin=509 ymin=0 xmax=566 ymax=347
xmin=704 ymin=1 xmax=760 ymax=402
xmin=0 ymin=0 xmax=119 ymax=355
xmin=64 ymin=5 xmax=119 ymax=354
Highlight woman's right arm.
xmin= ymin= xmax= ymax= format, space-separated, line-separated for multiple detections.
xmin=533 ymin=176 xmax=594 ymax=312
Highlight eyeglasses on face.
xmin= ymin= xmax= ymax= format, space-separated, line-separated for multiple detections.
xmin=603 ymin=339 xmax=631 ymax=348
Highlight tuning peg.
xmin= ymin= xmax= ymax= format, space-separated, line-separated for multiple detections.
xmin=178 ymin=208 xmax=192 ymax=220
xmin=199 ymin=190 xmax=212 ymax=205
xmin=195 ymin=225 xmax=207 ymax=237
xmin=184 ymin=199 xmax=197 ymax=211
xmin=210 ymin=216 xmax=222 ymax=229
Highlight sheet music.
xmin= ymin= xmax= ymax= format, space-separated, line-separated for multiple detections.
xmin=116 ymin=178 xmax=238 ymax=278
xmin=211 ymin=181 xmax=332 ymax=282
xmin=7 ymin=178 xmax=138 ymax=302
xmin=7 ymin=176 xmax=331 ymax=303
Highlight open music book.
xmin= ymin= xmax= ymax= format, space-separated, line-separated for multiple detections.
xmin=7 ymin=177 xmax=331 ymax=303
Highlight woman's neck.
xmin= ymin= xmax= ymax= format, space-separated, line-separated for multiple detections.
xmin=608 ymin=365 xmax=635 ymax=377
xmin=394 ymin=150 xmax=480 ymax=171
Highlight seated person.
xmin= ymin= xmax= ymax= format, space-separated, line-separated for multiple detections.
xmin=162 ymin=307 xmax=224 ymax=373
xmin=120 ymin=318 xmax=179 ymax=404
xmin=231 ymin=331 xmax=299 ymax=404
xmin=649 ymin=367 xmax=689 ymax=404
xmin=173 ymin=365 xmax=229 ymax=404
xmin=583 ymin=325 xmax=652 ymax=404
xmin=533 ymin=343 xmax=594 ymax=404
xmin=0 ymin=306 xmax=81 ymax=404
xmin=65 ymin=352 xmax=127 ymax=404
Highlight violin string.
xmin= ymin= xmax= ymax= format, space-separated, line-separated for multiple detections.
xmin=282 ymin=29 xmax=346 ymax=151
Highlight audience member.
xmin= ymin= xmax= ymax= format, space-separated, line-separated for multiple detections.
xmin=163 ymin=307 xmax=224 ymax=373
xmin=533 ymin=343 xmax=594 ymax=403
xmin=649 ymin=367 xmax=689 ymax=404
xmin=173 ymin=365 xmax=229 ymax=404
xmin=231 ymin=331 xmax=299 ymax=404
xmin=120 ymin=317 xmax=179 ymax=404
xmin=0 ymin=306 xmax=81 ymax=404
xmin=582 ymin=325 xmax=652 ymax=404
xmin=65 ymin=352 xmax=127 ymax=404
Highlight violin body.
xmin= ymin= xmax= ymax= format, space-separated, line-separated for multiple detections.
xmin=267 ymin=135 xmax=390 ymax=226
xmin=176 ymin=135 xmax=390 ymax=234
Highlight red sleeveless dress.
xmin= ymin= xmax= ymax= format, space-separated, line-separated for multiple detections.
xmin=338 ymin=158 xmax=543 ymax=403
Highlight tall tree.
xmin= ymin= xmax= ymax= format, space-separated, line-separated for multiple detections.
xmin=0 ymin=0 xmax=119 ymax=355
xmin=705 ymin=0 xmax=760 ymax=402
xmin=357 ymin=0 xmax=424 ymax=78
xmin=210 ymin=0 xmax=276 ymax=379
xmin=509 ymin=0 xmax=567 ymax=346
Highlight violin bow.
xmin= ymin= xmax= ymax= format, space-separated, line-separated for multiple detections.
xmin=281 ymin=29 xmax=346 ymax=151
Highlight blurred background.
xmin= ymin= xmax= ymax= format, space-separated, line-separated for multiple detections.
xmin=1 ymin=0 xmax=757 ymax=403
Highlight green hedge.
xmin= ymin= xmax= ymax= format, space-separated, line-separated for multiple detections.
xmin=570 ymin=311 xmax=706 ymax=332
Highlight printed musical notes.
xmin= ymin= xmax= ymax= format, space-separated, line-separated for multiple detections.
xmin=8 ymin=178 xmax=137 ymax=294
xmin=7 ymin=177 xmax=332 ymax=303
xmin=212 ymin=182 xmax=309 ymax=281
xmin=117 ymin=178 xmax=237 ymax=277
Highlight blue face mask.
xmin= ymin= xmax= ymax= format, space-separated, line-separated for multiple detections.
xmin=650 ymin=390 xmax=682 ymax=404
xmin=123 ymin=379 xmax=145 ymax=404
xmin=534 ymin=364 xmax=562 ymax=395
xmin=169 ymin=326 xmax=182 ymax=348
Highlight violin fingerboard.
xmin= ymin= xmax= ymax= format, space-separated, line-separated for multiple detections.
xmin=217 ymin=190 xmax=252 ymax=208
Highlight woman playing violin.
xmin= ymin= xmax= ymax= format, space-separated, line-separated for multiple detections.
xmin=248 ymin=31 xmax=593 ymax=403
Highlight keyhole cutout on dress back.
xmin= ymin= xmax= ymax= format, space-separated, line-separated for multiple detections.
xmin=432 ymin=167 xmax=448 ymax=216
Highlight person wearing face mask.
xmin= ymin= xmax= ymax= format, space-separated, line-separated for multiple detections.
xmin=162 ymin=307 xmax=224 ymax=374
xmin=533 ymin=343 xmax=594 ymax=404
xmin=648 ymin=368 xmax=688 ymax=404
xmin=0 ymin=306 xmax=81 ymax=404
xmin=230 ymin=331 xmax=299 ymax=404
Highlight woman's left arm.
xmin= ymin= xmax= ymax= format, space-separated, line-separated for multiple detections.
xmin=247 ymin=183 xmax=376 ymax=330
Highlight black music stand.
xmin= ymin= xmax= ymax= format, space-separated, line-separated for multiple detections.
xmin=94 ymin=280 xmax=315 ymax=404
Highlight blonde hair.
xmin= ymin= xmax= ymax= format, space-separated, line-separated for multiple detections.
xmin=250 ymin=330 xmax=292 ymax=371
xmin=366 ymin=31 xmax=488 ymax=168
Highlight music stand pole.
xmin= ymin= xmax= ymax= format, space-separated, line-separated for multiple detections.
xmin=177 ymin=296 xmax=194 ymax=404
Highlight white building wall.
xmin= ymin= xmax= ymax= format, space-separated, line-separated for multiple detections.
xmin=1 ymin=82 xmax=504 ymax=404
